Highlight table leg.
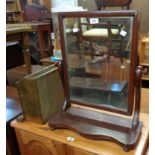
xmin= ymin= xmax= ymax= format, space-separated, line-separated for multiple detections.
xmin=38 ymin=29 xmax=49 ymax=58
xmin=22 ymin=32 xmax=31 ymax=73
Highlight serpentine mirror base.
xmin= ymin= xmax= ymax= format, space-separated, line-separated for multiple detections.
xmin=48 ymin=107 xmax=142 ymax=152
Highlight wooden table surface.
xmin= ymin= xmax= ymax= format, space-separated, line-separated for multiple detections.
xmin=6 ymin=22 xmax=52 ymax=58
xmin=6 ymin=22 xmax=51 ymax=34
xmin=11 ymin=112 xmax=148 ymax=155
xmin=6 ymin=24 xmax=32 ymax=35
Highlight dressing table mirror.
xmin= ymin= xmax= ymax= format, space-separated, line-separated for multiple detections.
xmin=48 ymin=11 xmax=142 ymax=151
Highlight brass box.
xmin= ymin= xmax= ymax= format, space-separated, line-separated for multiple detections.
xmin=17 ymin=65 xmax=64 ymax=124
xmin=7 ymin=65 xmax=45 ymax=86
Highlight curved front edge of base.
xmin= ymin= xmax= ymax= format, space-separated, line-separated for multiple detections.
xmin=48 ymin=112 xmax=143 ymax=152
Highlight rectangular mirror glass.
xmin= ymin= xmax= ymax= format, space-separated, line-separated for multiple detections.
xmin=59 ymin=11 xmax=137 ymax=114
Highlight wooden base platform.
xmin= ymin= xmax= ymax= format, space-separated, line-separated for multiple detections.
xmin=48 ymin=106 xmax=142 ymax=151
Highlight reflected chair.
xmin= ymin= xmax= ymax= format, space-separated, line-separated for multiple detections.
xmin=79 ymin=18 xmax=125 ymax=64
xmin=79 ymin=0 xmax=133 ymax=65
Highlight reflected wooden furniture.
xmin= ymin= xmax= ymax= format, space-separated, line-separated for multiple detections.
xmin=70 ymin=76 xmax=127 ymax=93
xmin=93 ymin=0 xmax=133 ymax=63
xmin=70 ymin=76 xmax=127 ymax=105
xmin=11 ymin=112 xmax=148 ymax=155
xmin=80 ymin=18 xmax=124 ymax=63
xmin=80 ymin=20 xmax=111 ymax=60
xmin=101 ymin=62 xmax=129 ymax=81
xmin=84 ymin=59 xmax=130 ymax=77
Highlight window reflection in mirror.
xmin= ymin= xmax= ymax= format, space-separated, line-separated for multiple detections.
xmin=63 ymin=16 xmax=133 ymax=111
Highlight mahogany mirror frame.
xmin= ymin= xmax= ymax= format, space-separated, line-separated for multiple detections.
xmin=48 ymin=10 xmax=142 ymax=151
xmin=58 ymin=10 xmax=139 ymax=116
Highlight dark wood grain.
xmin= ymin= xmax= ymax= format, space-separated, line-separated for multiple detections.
xmin=48 ymin=110 xmax=142 ymax=151
xmin=66 ymin=106 xmax=132 ymax=131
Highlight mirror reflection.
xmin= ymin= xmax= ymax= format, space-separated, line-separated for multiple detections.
xmin=63 ymin=16 xmax=133 ymax=111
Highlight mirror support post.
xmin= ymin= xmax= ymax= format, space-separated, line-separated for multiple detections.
xmin=132 ymin=66 xmax=142 ymax=128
